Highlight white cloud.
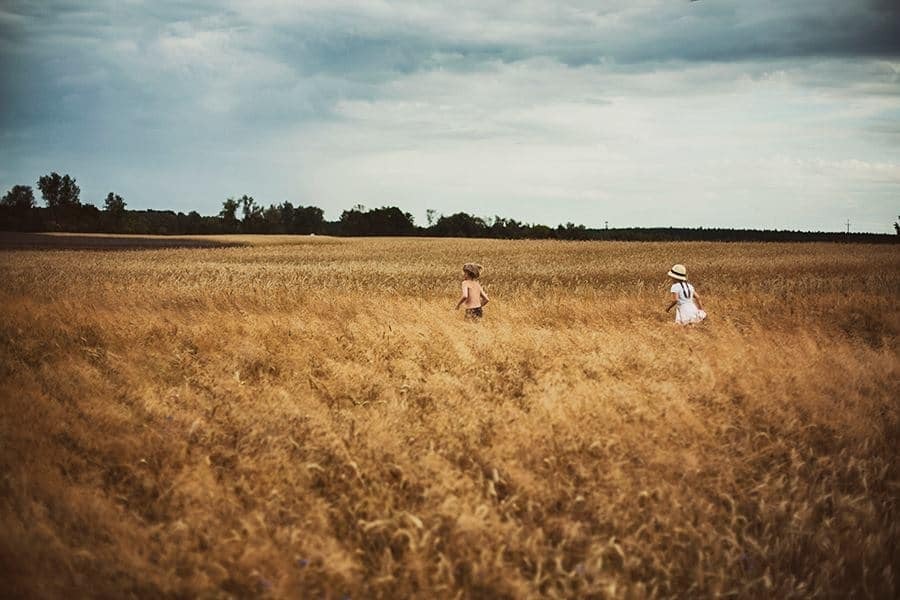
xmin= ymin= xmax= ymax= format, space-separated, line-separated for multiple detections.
xmin=269 ymin=56 xmax=899 ymax=229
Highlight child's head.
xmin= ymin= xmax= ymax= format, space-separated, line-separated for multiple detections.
xmin=667 ymin=264 xmax=688 ymax=282
xmin=463 ymin=263 xmax=483 ymax=279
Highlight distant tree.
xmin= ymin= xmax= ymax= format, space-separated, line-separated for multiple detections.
xmin=240 ymin=195 xmax=258 ymax=220
xmin=239 ymin=195 xmax=263 ymax=232
xmin=219 ymin=197 xmax=240 ymax=232
xmin=1 ymin=185 xmax=35 ymax=210
xmin=340 ymin=206 xmax=415 ymax=235
xmin=426 ymin=208 xmax=437 ymax=227
xmin=37 ymin=172 xmax=80 ymax=208
xmin=262 ymin=203 xmax=283 ymax=233
xmin=220 ymin=197 xmax=239 ymax=219
xmin=488 ymin=216 xmax=524 ymax=238
xmin=528 ymin=224 xmax=555 ymax=239
xmin=894 ymin=216 xmax=899 ymax=235
xmin=431 ymin=212 xmax=488 ymax=237
xmin=185 ymin=210 xmax=203 ymax=233
xmin=278 ymin=201 xmax=295 ymax=232
xmin=103 ymin=192 xmax=126 ymax=214
xmin=99 ymin=192 xmax=127 ymax=232
xmin=292 ymin=204 xmax=325 ymax=234
xmin=557 ymin=221 xmax=588 ymax=240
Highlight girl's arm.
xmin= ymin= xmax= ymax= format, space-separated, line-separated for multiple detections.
xmin=666 ymin=292 xmax=678 ymax=313
xmin=693 ymin=292 xmax=703 ymax=310
xmin=480 ymin=288 xmax=489 ymax=306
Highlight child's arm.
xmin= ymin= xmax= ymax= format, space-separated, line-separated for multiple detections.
xmin=693 ymin=292 xmax=703 ymax=310
xmin=480 ymin=289 xmax=490 ymax=306
xmin=665 ymin=292 xmax=678 ymax=313
xmin=456 ymin=283 xmax=468 ymax=309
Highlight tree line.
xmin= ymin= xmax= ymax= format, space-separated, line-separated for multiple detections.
xmin=1 ymin=172 xmax=897 ymax=243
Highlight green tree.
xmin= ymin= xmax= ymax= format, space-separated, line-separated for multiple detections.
xmin=292 ymin=205 xmax=325 ymax=234
xmin=894 ymin=216 xmax=899 ymax=235
xmin=1 ymin=185 xmax=35 ymax=210
xmin=263 ymin=203 xmax=283 ymax=233
xmin=488 ymin=216 xmax=524 ymax=238
xmin=37 ymin=172 xmax=80 ymax=208
xmin=239 ymin=195 xmax=263 ymax=232
xmin=220 ymin=197 xmax=240 ymax=232
xmin=279 ymin=201 xmax=295 ymax=232
xmin=339 ymin=206 xmax=415 ymax=235
xmin=185 ymin=210 xmax=203 ymax=233
xmin=432 ymin=212 xmax=488 ymax=237
xmin=104 ymin=192 xmax=126 ymax=214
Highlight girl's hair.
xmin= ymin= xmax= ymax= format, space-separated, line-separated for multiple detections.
xmin=463 ymin=263 xmax=483 ymax=279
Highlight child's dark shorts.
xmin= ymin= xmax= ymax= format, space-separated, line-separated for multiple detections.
xmin=465 ymin=307 xmax=483 ymax=320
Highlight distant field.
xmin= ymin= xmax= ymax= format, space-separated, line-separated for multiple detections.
xmin=0 ymin=237 xmax=897 ymax=598
xmin=0 ymin=232 xmax=259 ymax=250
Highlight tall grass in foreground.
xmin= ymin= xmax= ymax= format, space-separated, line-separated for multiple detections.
xmin=0 ymin=238 xmax=897 ymax=599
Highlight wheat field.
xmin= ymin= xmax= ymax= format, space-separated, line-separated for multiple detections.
xmin=0 ymin=236 xmax=897 ymax=599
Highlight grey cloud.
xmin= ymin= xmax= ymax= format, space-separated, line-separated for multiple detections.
xmin=5 ymin=1 xmax=897 ymax=126
xmin=0 ymin=0 xmax=897 ymax=230
xmin=480 ymin=1 xmax=900 ymax=66
xmin=865 ymin=114 xmax=900 ymax=145
xmin=254 ymin=1 xmax=900 ymax=73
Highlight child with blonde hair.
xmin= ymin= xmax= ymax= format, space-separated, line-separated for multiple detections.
xmin=456 ymin=263 xmax=489 ymax=319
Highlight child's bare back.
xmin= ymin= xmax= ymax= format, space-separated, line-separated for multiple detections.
xmin=461 ymin=279 xmax=485 ymax=309
xmin=455 ymin=263 xmax=489 ymax=319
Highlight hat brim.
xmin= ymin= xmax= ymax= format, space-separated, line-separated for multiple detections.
xmin=667 ymin=271 xmax=687 ymax=281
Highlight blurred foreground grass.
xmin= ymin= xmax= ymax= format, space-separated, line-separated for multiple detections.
xmin=0 ymin=237 xmax=897 ymax=598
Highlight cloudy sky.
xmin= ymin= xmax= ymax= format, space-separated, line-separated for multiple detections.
xmin=1 ymin=1 xmax=899 ymax=232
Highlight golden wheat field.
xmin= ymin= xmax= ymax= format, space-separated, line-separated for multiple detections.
xmin=0 ymin=235 xmax=897 ymax=599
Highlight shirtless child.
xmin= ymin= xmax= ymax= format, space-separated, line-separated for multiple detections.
xmin=455 ymin=263 xmax=489 ymax=319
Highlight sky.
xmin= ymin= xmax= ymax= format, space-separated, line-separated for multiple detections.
xmin=1 ymin=1 xmax=899 ymax=232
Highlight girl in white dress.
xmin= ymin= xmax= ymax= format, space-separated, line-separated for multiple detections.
xmin=665 ymin=264 xmax=707 ymax=324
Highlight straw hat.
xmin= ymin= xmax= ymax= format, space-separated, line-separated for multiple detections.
xmin=463 ymin=263 xmax=483 ymax=278
xmin=667 ymin=264 xmax=687 ymax=281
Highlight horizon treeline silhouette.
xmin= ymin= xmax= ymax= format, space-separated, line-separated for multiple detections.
xmin=1 ymin=172 xmax=897 ymax=243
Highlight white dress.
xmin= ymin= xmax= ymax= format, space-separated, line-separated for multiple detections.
xmin=671 ymin=281 xmax=707 ymax=324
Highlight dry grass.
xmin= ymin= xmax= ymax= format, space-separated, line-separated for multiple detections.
xmin=0 ymin=237 xmax=897 ymax=599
